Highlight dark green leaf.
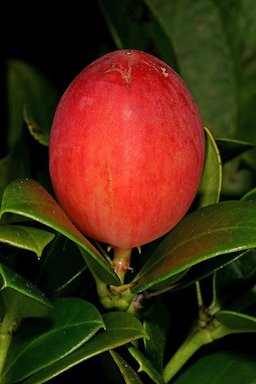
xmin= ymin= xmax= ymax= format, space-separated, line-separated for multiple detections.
xmin=132 ymin=200 xmax=256 ymax=293
xmin=221 ymin=156 xmax=255 ymax=199
xmin=97 ymin=0 xmax=177 ymax=68
xmin=37 ymin=235 xmax=90 ymax=297
xmin=6 ymin=60 xmax=58 ymax=149
xmin=216 ymin=310 xmax=256 ymax=333
xmin=0 ymin=263 xmax=51 ymax=319
xmin=21 ymin=312 xmax=148 ymax=384
xmin=143 ymin=302 xmax=170 ymax=372
xmin=197 ymin=126 xmax=222 ymax=207
xmin=0 ymin=145 xmax=30 ymax=202
xmin=242 ymin=187 xmax=256 ymax=202
xmin=173 ymin=349 xmax=256 ymax=384
xmin=217 ymin=0 xmax=256 ymax=142
xmin=216 ymin=138 xmax=255 ymax=163
xmin=3 ymin=298 xmax=104 ymax=384
xmin=0 ymin=178 xmax=119 ymax=285
xmin=144 ymin=0 xmax=237 ymax=138
xmin=128 ymin=345 xmax=165 ymax=384
xmin=0 ymin=224 xmax=54 ymax=258
xmin=110 ymin=350 xmax=144 ymax=384
xmin=174 ymin=250 xmax=249 ymax=292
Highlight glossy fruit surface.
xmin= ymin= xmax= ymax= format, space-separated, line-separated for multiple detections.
xmin=49 ymin=49 xmax=205 ymax=248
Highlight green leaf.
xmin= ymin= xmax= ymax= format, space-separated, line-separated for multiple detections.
xmin=174 ymin=250 xmax=249 ymax=292
xmin=97 ymin=0 xmax=178 ymax=68
xmin=128 ymin=345 xmax=165 ymax=384
xmin=0 ymin=263 xmax=51 ymax=319
xmin=110 ymin=350 xmax=144 ymax=384
xmin=0 ymin=144 xmax=30 ymax=202
xmin=132 ymin=200 xmax=256 ymax=293
xmin=216 ymin=138 xmax=255 ymax=163
xmin=144 ymin=0 xmax=237 ymax=138
xmin=6 ymin=60 xmax=58 ymax=149
xmin=215 ymin=248 xmax=256 ymax=311
xmin=0 ymin=224 xmax=54 ymax=258
xmin=242 ymin=187 xmax=256 ymax=202
xmin=21 ymin=312 xmax=148 ymax=384
xmin=0 ymin=178 xmax=119 ymax=285
xmin=217 ymin=0 xmax=256 ymax=142
xmin=23 ymin=105 xmax=50 ymax=146
xmin=3 ymin=298 xmax=104 ymax=384
xmin=197 ymin=126 xmax=222 ymax=207
xmin=143 ymin=302 xmax=170 ymax=372
xmin=37 ymin=235 xmax=90 ymax=297
xmin=173 ymin=349 xmax=256 ymax=384
xmin=216 ymin=310 xmax=256 ymax=333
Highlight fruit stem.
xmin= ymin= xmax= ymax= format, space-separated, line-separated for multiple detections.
xmin=112 ymin=247 xmax=133 ymax=284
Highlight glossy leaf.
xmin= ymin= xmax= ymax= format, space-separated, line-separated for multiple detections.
xmin=0 ymin=263 xmax=51 ymax=319
xmin=216 ymin=310 xmax=256 ymax=333
xmin=110 ymin=350 xmax=144 ymax=384
xmin=128 ymin=345 xmax=165 ymax=384
xmin=173 ymin=349 xmax=256 ymax=384
xmin=0 ymin=224 xmax=54 ymax=258
xmin=3 ymin=298 xmax=104 ymax=384
xmin=132 ymin=200 xmax=256 ymax=293
xmin=144 ymin=0 xmax=237 ymax=138
xmin=21 ymin=312 xmax=148 ymax=384
xmin=0 ymin=178 xmax=119 ymax=285
xmin=197 ymin=126 xmax=222 ymax=207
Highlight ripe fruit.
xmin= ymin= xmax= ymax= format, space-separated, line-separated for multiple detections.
xmin=49 ymin=49 xmax=205 ymax=249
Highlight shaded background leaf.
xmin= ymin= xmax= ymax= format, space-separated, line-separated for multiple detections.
xmin=3 ymin=298 xmax=104 ymax=384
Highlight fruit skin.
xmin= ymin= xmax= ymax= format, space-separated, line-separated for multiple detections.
xmin=49 ymin=49 xmax=205 ymax=249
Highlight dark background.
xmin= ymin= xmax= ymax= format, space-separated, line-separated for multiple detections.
xmin=1 ymin=2 xmax=115 ymax=93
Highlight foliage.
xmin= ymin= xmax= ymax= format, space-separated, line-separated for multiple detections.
xmin=0 ymin=1 xmax=256 ymax=383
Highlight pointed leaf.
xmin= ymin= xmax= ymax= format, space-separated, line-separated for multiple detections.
xmin=110 ymin=350 xmax=144 ymax=384
xmin=21 ymin=312 xmax=148 ymax=384
xmin=197 ymin=126 xmax=222 ymax=207
xmin=0 ymin=263 xmax=51 ymax=319
xmin=0 ymin=178 xmax=119 ymax=285
xmin=144 ymin=0 xmax=237 ymax=138
xmin=132 ymin=200 xmax=256 ymax=293
xmin=0 ymin=224 xmax=54 ymax=258
xmin=216 ymin=310 xmax=256 ymax=333
xmin=3 ymin=298 xmax=104 ymax=384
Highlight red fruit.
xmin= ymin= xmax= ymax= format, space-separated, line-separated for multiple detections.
xmin=49 ymin=49 xmax=205 ymax=249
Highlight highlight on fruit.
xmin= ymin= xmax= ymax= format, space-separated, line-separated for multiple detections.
xmin=49 ymin=49 xmax=205 ymax=250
